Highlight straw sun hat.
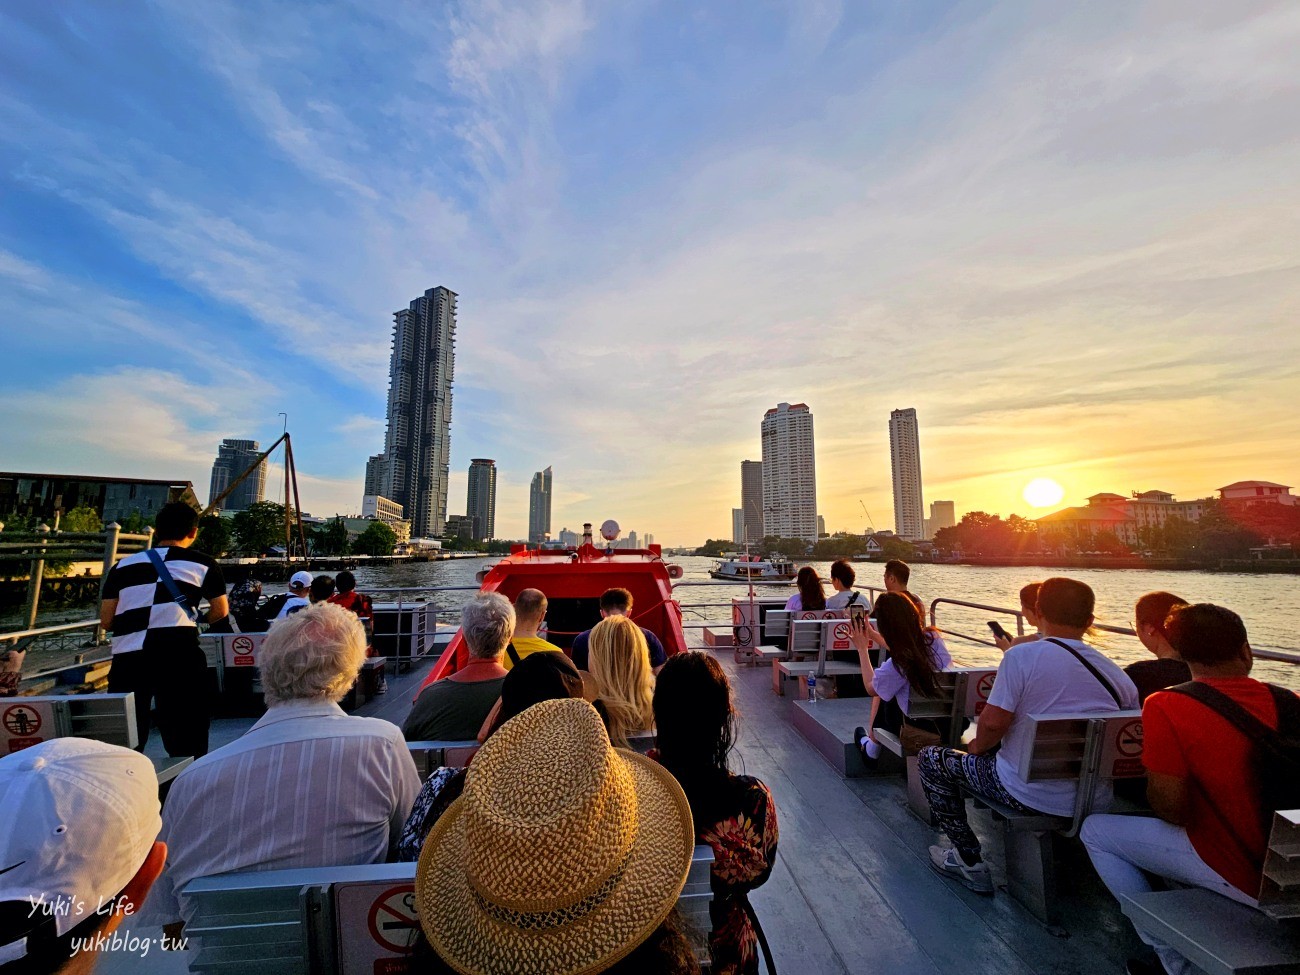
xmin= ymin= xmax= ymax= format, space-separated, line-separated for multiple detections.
xmin=416 ymin=697 xmax=694 ymax=975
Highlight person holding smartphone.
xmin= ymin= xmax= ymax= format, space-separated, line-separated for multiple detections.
xmin=848 ymin=592 xmax=953 ymax=762
xmin=991 ymin=582 xmax=1045 ymax=651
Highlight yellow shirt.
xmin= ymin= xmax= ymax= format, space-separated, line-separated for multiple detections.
xmin=504 ymin=635 xmax=563 ymax=670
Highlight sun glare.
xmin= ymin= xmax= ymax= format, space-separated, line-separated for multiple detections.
xmin=1023 ymin=478 xmax=1065 ymax=509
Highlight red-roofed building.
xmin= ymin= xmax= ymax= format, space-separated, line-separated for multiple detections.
xmin=1218 ymin=481 xmax=1296 ymax=506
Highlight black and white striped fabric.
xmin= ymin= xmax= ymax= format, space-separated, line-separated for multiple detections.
xmin=102 ymin=546 xmax=226 ymax=655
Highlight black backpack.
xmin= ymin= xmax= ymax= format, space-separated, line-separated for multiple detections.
xmin=1168 ymin=681 xmax=1300 ymax=832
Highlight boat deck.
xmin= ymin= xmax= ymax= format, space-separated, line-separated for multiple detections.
xmin=132 ymin=647 xmax=1143 ymax=975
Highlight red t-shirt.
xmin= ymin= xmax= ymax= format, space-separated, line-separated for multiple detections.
xmin=1142 ymin=676 xmax=1290 ymax=896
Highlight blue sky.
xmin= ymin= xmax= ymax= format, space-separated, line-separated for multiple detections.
xmin=1 ymin=1 xmax=1297 ymax=544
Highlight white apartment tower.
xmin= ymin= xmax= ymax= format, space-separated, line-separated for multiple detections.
xmin=889 ymin=408 xmax=925 ymax=540
xmin=760 ymin=403 xmax=818 ymax=544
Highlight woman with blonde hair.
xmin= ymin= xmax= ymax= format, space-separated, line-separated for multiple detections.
xmin=587 ymin=615 xmax=655 ymax=747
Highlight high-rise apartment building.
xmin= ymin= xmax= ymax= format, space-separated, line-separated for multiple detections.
xmin=925 ymin=500 xmax=955 ymax=539
xmin=364 ymin=454 xmax=386 ymax=499
xmin=740 ymin=460 xmax=764 ymax=544
xmin=379 ymin=286 xmax=457 ymax=538
xmin=889 ymin=408 xmax=925 ymax=540
xmin=528 ymin=467 xmax=552 ymax=544
xmin=732 ymin=508 xmax=745 ymax=545
xmin=760 ymin=403 xmax=817 ymax=544
xmin=466 ymin=458 xmax=497 ymax=541
xmin=644 ymin=533 xmax=654 ymax=547
xmin=208 ymin=439 xmax=266 ymax=512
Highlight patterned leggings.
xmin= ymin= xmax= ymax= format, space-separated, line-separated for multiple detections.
xmin=916 ymin=746 xmax=1033 ymax=862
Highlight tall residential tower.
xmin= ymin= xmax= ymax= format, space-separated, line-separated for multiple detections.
xmin=889 ymin=408 xmax=925 ymax=539
xmin=740 ymin=460 xmax=764 ymax=544
xmin=466 ymin=458 xmax=497 ymax=541
xmin=528 ymin=467 xmax=552 ymax=544
xmin=760 ymin=403 xmax=817 ymax=544
xmin=378 ymin=286 xmax=457 ymax=538
xmin=208 ymin=439 xmax=266 ymax=512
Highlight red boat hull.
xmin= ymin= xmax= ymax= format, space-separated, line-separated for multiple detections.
xmin=417 ymin=544 xmax=686 ymax=692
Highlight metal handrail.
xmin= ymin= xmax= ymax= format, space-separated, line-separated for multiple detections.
xmin=0 ymin=619 xmax=100 ymax=643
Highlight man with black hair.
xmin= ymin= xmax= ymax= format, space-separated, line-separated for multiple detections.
xmin=918 ymin=577 xmax=1137 ymax=894
xmin=100 ymin=501 xmax=228 ymax=757
xmin=1082 ymin=603 xmax=1299 ymax=975
xmin=570 ymin=588 xmax=667 ymax=672
xmin=825 ymin=559 xmax=866 ymax=611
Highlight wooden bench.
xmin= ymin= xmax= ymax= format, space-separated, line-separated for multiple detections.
xmin=871 ymin=667 xmax=998 ymax=821
xmin=180 ymin=846 xmax=717 ymax=974
xmin=1117 ymin=809 xmax=1300 ymax=974
xmin=969 ymin=709 xmax=1146 ymax=924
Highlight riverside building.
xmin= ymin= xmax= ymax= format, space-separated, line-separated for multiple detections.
xmin=466 ymin=458 xmax=497 ymax=541
xmin=760 ymin=403 xmax=817 ymax=545
xmin=741 ymin=460 xmax=764 ymax=544
xmin=889 ymin=408 xmax=925 ymax=540
xmin=208 ymin=439 xmax=266 ymax=512
xmin=374 ymin=286 xmax=457 ymax=539
xmin=528 ymin=466 xmax=552 ymax=544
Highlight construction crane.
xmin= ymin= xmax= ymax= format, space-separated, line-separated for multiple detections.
xmin=858 ymin=500 xmax=876 ymax=534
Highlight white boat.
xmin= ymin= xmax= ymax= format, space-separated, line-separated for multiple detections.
xmin=708 ymin=555 xmax=796 ymax=583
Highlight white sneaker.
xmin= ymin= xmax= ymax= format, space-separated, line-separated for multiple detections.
xmin=928 ymin=845 xmax=994 ymax=894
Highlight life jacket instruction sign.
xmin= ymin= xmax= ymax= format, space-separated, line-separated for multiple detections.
xmin=3 ymin=701 xmax=56 ymax=752
xmin=336 ymin=881 xmax=419 ymax=975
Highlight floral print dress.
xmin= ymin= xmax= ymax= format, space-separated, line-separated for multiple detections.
xmin=695 ymin=774 xmax=779 ymax=975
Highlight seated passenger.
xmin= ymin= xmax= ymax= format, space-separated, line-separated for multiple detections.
xmin=505 ymin=588 xmax=562 ymax=669
xmin=403 ymin=593 xmax=511 ymax=742
xmin=918 ymin=577 xmax=1138 ymax=893
xmin=140 ymin=603 xmax=419 ymax=928
xmin=883 ymin=558 xmax=925 ymax=618
xmin=227 ymin=574 xmax=265 ymax=633
xmin=848 ymin=591 xmax=954 ymax=761
xmin=327 ymin=570 xmax=373 ymax=623
xmin=0 ymin=739 xmax=165 ymax=975
xmin=993 ymin=581 xmax=1045 ymax=650
xmin=259 ymin=570 xmax=312 ymax=622
xmin=571 ymin=587 xmax=667 ymax=672
xmin=1124 ymin=590 xmax=1192 ymax=703
xmin=1082 ymin=604 xmax=1299 ymax=975
xmin=411 ymin=698 xmax=698 ymax=975
xmin=825 ymin=558 xmax=866 ymax=610
xmin=653 ymin=652 xmax=778 ymax=975
xmin=396 ymin=650 xmax=587 ymax=861
xmin=587 ymin=616 xmax=655 ymax=748
xmin=308 ymin=574 xmax=335 ymax=604
xmin=784 ymin=565 xmax=826 ymax=612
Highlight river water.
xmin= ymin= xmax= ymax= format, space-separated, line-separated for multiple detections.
xmin=11 ymin=556 xmax=1299 ymax=689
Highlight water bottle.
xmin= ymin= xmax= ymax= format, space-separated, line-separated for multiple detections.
xmin=806 ymin=673 xmax=817 ymax=703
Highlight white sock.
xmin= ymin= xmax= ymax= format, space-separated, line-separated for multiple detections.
xmin=863 ymin=738 xmax=881 ymax=759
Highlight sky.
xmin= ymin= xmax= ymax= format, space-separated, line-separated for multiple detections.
xmin=0 ymin=1 xmax=1297 ymax=546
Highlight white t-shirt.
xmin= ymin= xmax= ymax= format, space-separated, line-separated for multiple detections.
xmin=873 ymin=634 xmax=953 ymax=713
xmin=988 ymin=637 xmax=1139 ymax=815
xmin=276 ymin=595 xmax=310 ymax=619
xmin=827 ymin=589 xmax=867 ymax=610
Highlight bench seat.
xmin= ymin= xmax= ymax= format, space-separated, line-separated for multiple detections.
xmin=1120 ymin=889 xmax=1300 ymax=975
xmin=773 ymin=660 xmax=861 ymax=696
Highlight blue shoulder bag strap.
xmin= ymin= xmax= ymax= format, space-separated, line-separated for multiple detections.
xmin=146 ymin=548 xmax=200 ymax=623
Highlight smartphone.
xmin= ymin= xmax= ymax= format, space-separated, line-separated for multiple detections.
xmin=849 ymin=602 xmax=867 ymax=625
xmin=987 ymin=620 xmax=1012 ymax=641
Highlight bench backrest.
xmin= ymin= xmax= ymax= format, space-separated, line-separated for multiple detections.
xmin=1258 ymin=808 xmax=1300 ymax=920
xmin=1 ymin=693 xmax=137 ymax=753
xmin=763 ymin=609 xmax=791 ymax=643
xmin=406 ymin=740 xmax=481 ymax=780
xmin=788 ymin=614 xmax=848 ymax=657
xmin=182 ymin=846 xmax=716 ymax=974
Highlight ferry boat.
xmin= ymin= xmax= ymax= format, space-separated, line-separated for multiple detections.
xmin=708 ymin=554 xmax=796 ymax=583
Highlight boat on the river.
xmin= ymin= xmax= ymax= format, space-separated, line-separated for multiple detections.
xmin=708 ymin=554 xmax=796 ymax=583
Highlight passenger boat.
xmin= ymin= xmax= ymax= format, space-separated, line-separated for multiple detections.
xmin=708 ymin=555 xmax=796 ymax=583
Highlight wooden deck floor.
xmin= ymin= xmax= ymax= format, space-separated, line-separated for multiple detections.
xmin=152 ymin=649 xmax=1146 ymax=974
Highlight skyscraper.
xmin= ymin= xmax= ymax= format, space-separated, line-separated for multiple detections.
xmin=528 ymin=467 xmax=552 ymax=544
xmin=732 ymin=508 xmax=745 ymax=545
xmin=760 ymin=403 xmax=817 ymax=544
xmin=740 ymin=460 xmax=763 ymax=544
xmin=925 ymin=500 xmax=956 ymax=539
xmin=889 ymin=408 xmax=925 ymax=539
xmin=208 ymin=439 xmax=266 ymax=512
xmin=379 ymin=286 xmax=457 ymax=538
xmin=466 ymin=459 xmax=497 ymax=541
xmin=363 ymin=453 xmax=386 ymax=499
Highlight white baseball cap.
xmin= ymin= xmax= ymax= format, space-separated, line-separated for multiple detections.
xmin=289 ymin=570 xmax=313 ymax=589
xmin=0 ymin=739 xmax=160 ymax=957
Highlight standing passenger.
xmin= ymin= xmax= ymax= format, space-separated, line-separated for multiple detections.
xmin=653 ymin=652 xmax=778 ymax=975
xmin=784 ymin=566 xmax=827 ymax=612
xmin=100 ymin=501 xmax=229 ymax=758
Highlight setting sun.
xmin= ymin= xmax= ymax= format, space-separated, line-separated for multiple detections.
xmin=1023 ymin=478 xmax=1066 ymax=509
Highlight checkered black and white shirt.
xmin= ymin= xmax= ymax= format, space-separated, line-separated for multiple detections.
xmin=102 ymin=546 xmax=226 ymax=655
